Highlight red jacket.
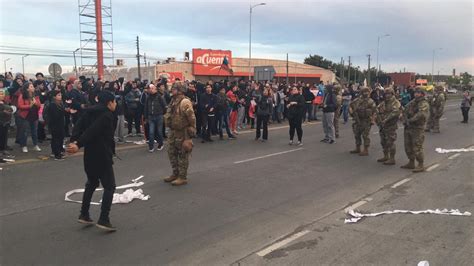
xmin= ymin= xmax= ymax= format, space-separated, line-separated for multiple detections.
xmin=17 ymin=94 xmax=41 ymax=119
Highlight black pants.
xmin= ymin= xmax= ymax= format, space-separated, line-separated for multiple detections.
xmin=126 ymin=109 xmax=141 ymax=134
xmin=201 ymin=113 xmax=216 ymax=141
xmin=195 ymin=108 xmax=202 ymax=136
xmin=461 ymin=107 xmax=470 ymax=122
xmin=289 ymin=116 xmax=303 ymax=141
xmin=256 ymin=114 xmax=269 ymax=140
xmin=0 ymin=124 xmax=8 ymax=151
xmin=64 ymin=113 xmax=71 ymax=137
xmin=37 ymin=121 xmax=46 ymax=141
xmin=81 ymin=165 xmax=116 ymax=221
xmin=50 ymin=130 xmax=64 ymax=157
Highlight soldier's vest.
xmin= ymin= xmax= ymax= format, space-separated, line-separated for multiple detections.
xmin=356 ymin=98 xmax=373 ymax=120
xmin=406 ymin=99 xmax=428 ymax=127
xmin=166 ymin=96 xmax=191 ymax=131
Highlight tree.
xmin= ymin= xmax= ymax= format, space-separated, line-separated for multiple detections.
xmin=461 ymin=72 xmax=472 ymax=86
xmin=446 ymin=76 xmax=460 ymax=86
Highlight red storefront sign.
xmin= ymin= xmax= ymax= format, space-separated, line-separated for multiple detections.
xmin=192 ymin=49 xmax=233 ymax=76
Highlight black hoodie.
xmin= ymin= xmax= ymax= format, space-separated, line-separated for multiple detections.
xmin=71 ymin=105 xmax=115 ymax=172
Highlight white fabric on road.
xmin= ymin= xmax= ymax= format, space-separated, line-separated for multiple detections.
xmin=435 ymin=147 xmax=474 ymax=154
xmin=345 ymin=209 xmax=472 ymax=224
xmin=65 ymin=176 xmax=149 ymax=205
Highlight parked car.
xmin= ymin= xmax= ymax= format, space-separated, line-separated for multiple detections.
xmin=446 ymin=87 xmax=458 ymax=94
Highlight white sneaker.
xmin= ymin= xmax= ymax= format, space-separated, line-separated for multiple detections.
xmin=289 ymin=140 xmax=294 ymax=145
xmin=297 ymin=141 xmax=303 ymax=146
xmin=33 ymin=145 xmax=42 ymax=152
xmin=22 ymin=147 xmax=28 ymax=153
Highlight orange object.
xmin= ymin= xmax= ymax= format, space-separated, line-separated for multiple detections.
xmin=192 ymin=49 xmax=233 ymax=76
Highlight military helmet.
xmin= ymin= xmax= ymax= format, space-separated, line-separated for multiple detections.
xmin=384 ymin=87 xmax=395 ymax=95
xmin=435 ymin=85 xmax=444 ymax=92
xmin=360 ymin=87 xmax=371 ymax=94
xmin=172 ymin=82 xmax=186 ymax=93
xmin=414 ymin=86 xmax=426 ymax=95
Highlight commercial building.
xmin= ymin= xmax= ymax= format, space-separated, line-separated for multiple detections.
xmin=68 ymin=48 xmax=336 ymax=84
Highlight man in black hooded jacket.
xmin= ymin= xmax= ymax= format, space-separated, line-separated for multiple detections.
xmin=67 ymin=91 xmax=118 ymax=231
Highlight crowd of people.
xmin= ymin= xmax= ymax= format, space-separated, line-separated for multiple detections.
xmin=0 ymin=70 xmax=472 ymax=163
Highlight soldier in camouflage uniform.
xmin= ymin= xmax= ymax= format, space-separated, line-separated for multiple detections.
xmin=164 ymin=83 xmax=197 ymax=186
xmin=333 ymin=85 xmax=343 ymax=138
xmin=376 ymin=87 xmax=401 ymax=165
xmin=401 ymin=87 xmax=429 ymax=173
xmin=349 ymin=87 xmax=376 ymax=156
xmin=425 ymin=86 xmax=446 ymax=133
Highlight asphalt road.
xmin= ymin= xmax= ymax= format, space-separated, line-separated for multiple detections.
xmin=1 ymin=100 xmax=472 ymax=265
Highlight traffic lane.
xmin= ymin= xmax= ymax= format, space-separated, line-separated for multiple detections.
xmin=0 ymin=122 xmax=322 ymax=216
xmin=236 ymin=147 xmax=473 ymax=265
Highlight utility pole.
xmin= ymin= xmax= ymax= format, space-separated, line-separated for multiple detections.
xmin=341 ymin=58 xmax=345 ymax=82
xmin=367 ymin=54 xmax=371 ymax=86
xmin=95 ymin=0 xmax=104 ymax=80
xmin=340 ymin=57 xmax=343 ymax=79
xmin=286 ymin=53 xmax=289 ymax=85
xmin=347 ymin=56 xmax=351 ymax=83
xmin=136 ymin=36 xmax=141 ymax=81
xmin=22 ymin=54 xmax=29 ymax=74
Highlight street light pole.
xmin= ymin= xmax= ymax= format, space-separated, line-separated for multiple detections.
xmin=22 ymin=55 xmax=29 ymax=74
xmin=432 ymin=47 xmax=442 ymax=84
xmin=3 ymin=58 xmax=10 ymax=73
xmin=376 ymin=34 xmax=390 ymax=79
xmin=249 ymin=2 xmax=266 ymax=81
xmin=73 ymin=48 xmax=80 ymax=77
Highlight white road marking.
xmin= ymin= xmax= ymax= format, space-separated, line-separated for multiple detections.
xmin=426 ymin=164 xmax=440 ymax=172
xmin=256 ymin=230 xmax=311 ymax=257
xmin=234 ymin=148 xmax=304 ymax=164
xmin=448 ymin=153 xmax=461 ymax=160
xmin=373 ymin=131 xmax=379 ymax=135
xmin=440 ymin=118 xmax=447 ymax=121
xmin=344 ymin=198 xmax=372 ymax=213
xmin=391 ymin=178 xmax=412 ymax=188
xmin=445 ymin=104 xmax=458 ymax=107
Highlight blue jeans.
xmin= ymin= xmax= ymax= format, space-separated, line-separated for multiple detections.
xmin=342 ymin=103 xmax=349 ymax=123
xmin=216 ymin=110 xmax=232 ymax=138
xmin=19 ymin=118 xmax=38 ymax=147
xmin=148 ymin=115 xmax=163 ymax=149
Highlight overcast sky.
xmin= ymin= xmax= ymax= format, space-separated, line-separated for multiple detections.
xmin=0 ymin=0 xmax=472 ymax=76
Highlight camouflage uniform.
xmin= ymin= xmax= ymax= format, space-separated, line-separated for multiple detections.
xmin=350 ymin=87 xmax=376 ymax=155
xmin=164 ymin=89 xmax=196 ymax=185
xmin=425 ymin=86 xmax=446 ymax=133
xmin=376 ymin=88 xmax=401 ymax=164
xmin=333 ymin=85 xmax=343 ymax=138
xmin=402 ymin=90 xmax=429 ymax=172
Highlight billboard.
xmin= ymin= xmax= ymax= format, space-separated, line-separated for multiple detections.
xmin=192 ymin=49 xmax=233 ymax=76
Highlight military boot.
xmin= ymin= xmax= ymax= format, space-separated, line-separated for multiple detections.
xmin=412 ymin=162 xmax=425 ymax=173
xmin=377 ymin=151 xmax=389 ymax=162
xmin=164 ymin=175 xmax=178 ymax=183
xmin=171 ymin=178 xmax=188 ymax=186
xmin=384 ymin=150 xmax=396 ymax=165
xmin=350 ymin=145 xmax=361 ymax=154
xmin=359 ymin=146 xmax=369 ymax=156
xmin=400 ymin=160 xmax=415 ymax=169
